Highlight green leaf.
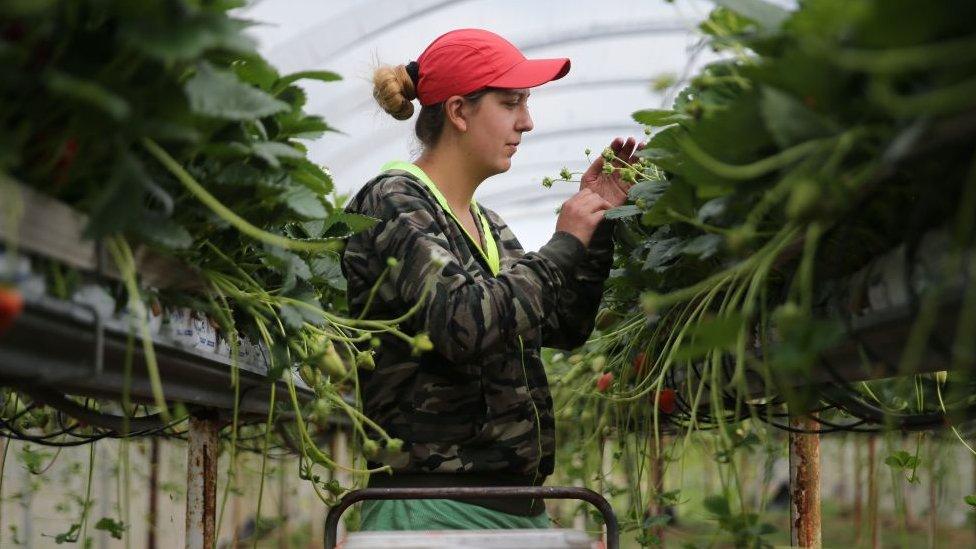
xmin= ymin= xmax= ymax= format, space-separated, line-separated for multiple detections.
xmin=605 ymin=205 xmax=641 ymax=220
xmin=184 ymin=62 xmax=289 ymax=121
xmin=633 ymin=109 xmax=690 ymax=127
xmin=278 ymin=283 xmax=325 ymax=329
xmin=759 ymin=86 xmax=840 ymax=148
xmin=84 ymin=153 xmax=151 ymax=239
xmin=964 ymin=494 xmax=976 ymax=508
xmin=53 ymin=522 xmax=81 ymax=544
xmin=277 ymin=114 xmax=334 ymax=140
xmin=641 ymin=180 xmax=695 ymax=227
xmin=122 ymin=14 xmax=255 ymax=62
xmin=681 ymin=234 xmax=723 ymax=259
xmin=320 ymin=212 xmax=379 ymax=238
xmin=642 ymin=514 xmax=672 ymax=528
xmin=233 ymin=56 xmax=279 ymax=90
xmin=642 ymin=236 xmax=683 ymax=272
xmin=703 ymin=495 xmax=730 ymax=517
xmin=132 ymin=215 xmax=194 ymax=250
xmin=250 ymin=141 xmax=303 ymax=168
xmin=45 ymin=71 xmax=130 ymax=120
xmin=94 ymin=518 xmax=126 ymax=540
xmin=674 ymin=314 xmax=746 ymax=361
xmin=696 ymin=196 xmax=730 ymax=222
xmin=273 ymin=70 xmax=342 ymax=95
xmin=712 ymin=0 xmax=791 ymax=32
xmin=290 ymin=160 xmax=334 ymax=195
xmin=628 ymin=180 xmax=670 ymax=203
xmin=309 ymin=252 xmax=347 ymax=292
xmin=282 ymin=185 xmax=328 ymax=219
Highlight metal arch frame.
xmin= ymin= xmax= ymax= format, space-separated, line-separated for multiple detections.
xmin=269 ymin=2 xmax=690 ymax=68
xmin=265 ymin=0 xmax=473 ymax=66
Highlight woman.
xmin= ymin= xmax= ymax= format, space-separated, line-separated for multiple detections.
xmin=341 ymin=28 xmax=643 ymax=531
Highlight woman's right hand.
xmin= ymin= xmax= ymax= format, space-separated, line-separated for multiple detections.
xmin=555 ymin=188 xmax=613 ymax=248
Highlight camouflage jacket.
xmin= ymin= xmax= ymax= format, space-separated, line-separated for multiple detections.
xmin=341 ymin=168 xmax=614 ymax=507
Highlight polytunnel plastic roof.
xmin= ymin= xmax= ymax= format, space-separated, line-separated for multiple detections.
xmin=237 ymin=0 xmax=721 ymax=251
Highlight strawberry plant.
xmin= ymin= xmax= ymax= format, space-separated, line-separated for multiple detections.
xmin=0 ymin=2 xmax=430 ymax=535
xmin=547 ymin=0 xmax=976 ymax=544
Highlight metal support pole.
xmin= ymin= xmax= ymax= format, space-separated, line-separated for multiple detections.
xmin=789 ymin=415 xmax=822 ymax=548
xmin=186 ymin=414 xmax=219 ymax=549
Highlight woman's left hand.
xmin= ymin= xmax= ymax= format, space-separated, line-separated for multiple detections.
xmin=579 ymin=137 xmax=645 ymax=208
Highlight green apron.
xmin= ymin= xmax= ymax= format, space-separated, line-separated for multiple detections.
xmin=360 ymin=499 xmax=551 ymax=531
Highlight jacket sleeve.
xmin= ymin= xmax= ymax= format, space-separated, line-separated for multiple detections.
xmin=357 ymin=177 xmax=587 ymax=363
xmin=539 ymin=219 xmax=615 ymax=351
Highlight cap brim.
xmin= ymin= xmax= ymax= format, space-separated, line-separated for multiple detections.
xmin=487 ymin=58 xmax=571 ymax=89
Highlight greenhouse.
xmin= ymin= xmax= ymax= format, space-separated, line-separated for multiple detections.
xmin=1 ymin=0 xmax=974 ymax=547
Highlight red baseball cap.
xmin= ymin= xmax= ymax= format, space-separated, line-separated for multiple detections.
xmin=414 ymin=29 xmax=570 ymax=106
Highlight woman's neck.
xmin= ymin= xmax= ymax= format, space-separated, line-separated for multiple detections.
xmin=414 ymin=148 xmax=486 ymax=214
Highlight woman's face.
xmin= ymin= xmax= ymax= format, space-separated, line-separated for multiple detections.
xmin=460 ymin=89 xmax=533 ymax=176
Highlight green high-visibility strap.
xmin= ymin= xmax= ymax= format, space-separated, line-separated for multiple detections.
xmin=381 ymin=160 xmax=500 ymax=276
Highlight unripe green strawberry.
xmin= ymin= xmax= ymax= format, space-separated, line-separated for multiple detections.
xmin=542 ymin=176 xmax=554 ymax=188
xmin=640 ymin=292 xmax=660 ymax=316
xmin=356 ymin=350 xmax=375 ymax=371
xmin=362 ymin=439 xmax=379 ymax=457
xmin=590 ymin=355 xmax=606 ymax=373
xmin=786 ymin=179 xmax=821 ymax=221
xmin=725 ymin=225 xmax=755 ymax=254
xmin=386 ymin=438 xmax=404 ymax=453
xmin=386 ymin=256 xmax=398 ymax=268
xmin=318 ymin=342 xmax=346 ymax=378
xmin=602 ymin=147 xmax=614 ymax=161
xmin=560 ymin=167 xmax=572 ymax=180
xmin=411 ymin=333 xmax=434 ymax=355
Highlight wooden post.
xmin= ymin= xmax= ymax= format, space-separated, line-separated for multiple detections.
xmin=148 ymin=438 xmax=160 ymax=549
xmin=186 ymin=414 xmax=219 ymax=549
xmin=789 ymin=415 xmax=822 ymax=548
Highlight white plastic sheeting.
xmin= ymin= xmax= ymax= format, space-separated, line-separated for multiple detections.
xmin=238 ymin=0 xmax=718 ymax=250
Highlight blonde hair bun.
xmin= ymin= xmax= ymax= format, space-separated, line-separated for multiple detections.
xmin=373 ymin=63 xmax=417 ymax=120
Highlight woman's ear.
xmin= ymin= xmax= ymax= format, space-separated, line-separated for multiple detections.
xmin=444 ymin=95 xmax=467 ymax=133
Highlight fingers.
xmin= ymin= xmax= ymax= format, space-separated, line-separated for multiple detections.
xmin=627 ymin=141 xmax=646 ymax=165
xmin=575 ymin=189 xmax=613 ymax=212
xmin=616 ymin=137 xmax=637 ymax=167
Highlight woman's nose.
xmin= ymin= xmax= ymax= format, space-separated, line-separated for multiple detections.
xmin=517 ymin=108 xmax=534 ymax=132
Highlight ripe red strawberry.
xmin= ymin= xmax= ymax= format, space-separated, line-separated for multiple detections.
xmin=0 ymin=287 xmax=24 ymax=335
xmin=596 ymin=372 xmax=614 ymax=393
xmin=655 ymin=388 xmax=677 ymax=414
